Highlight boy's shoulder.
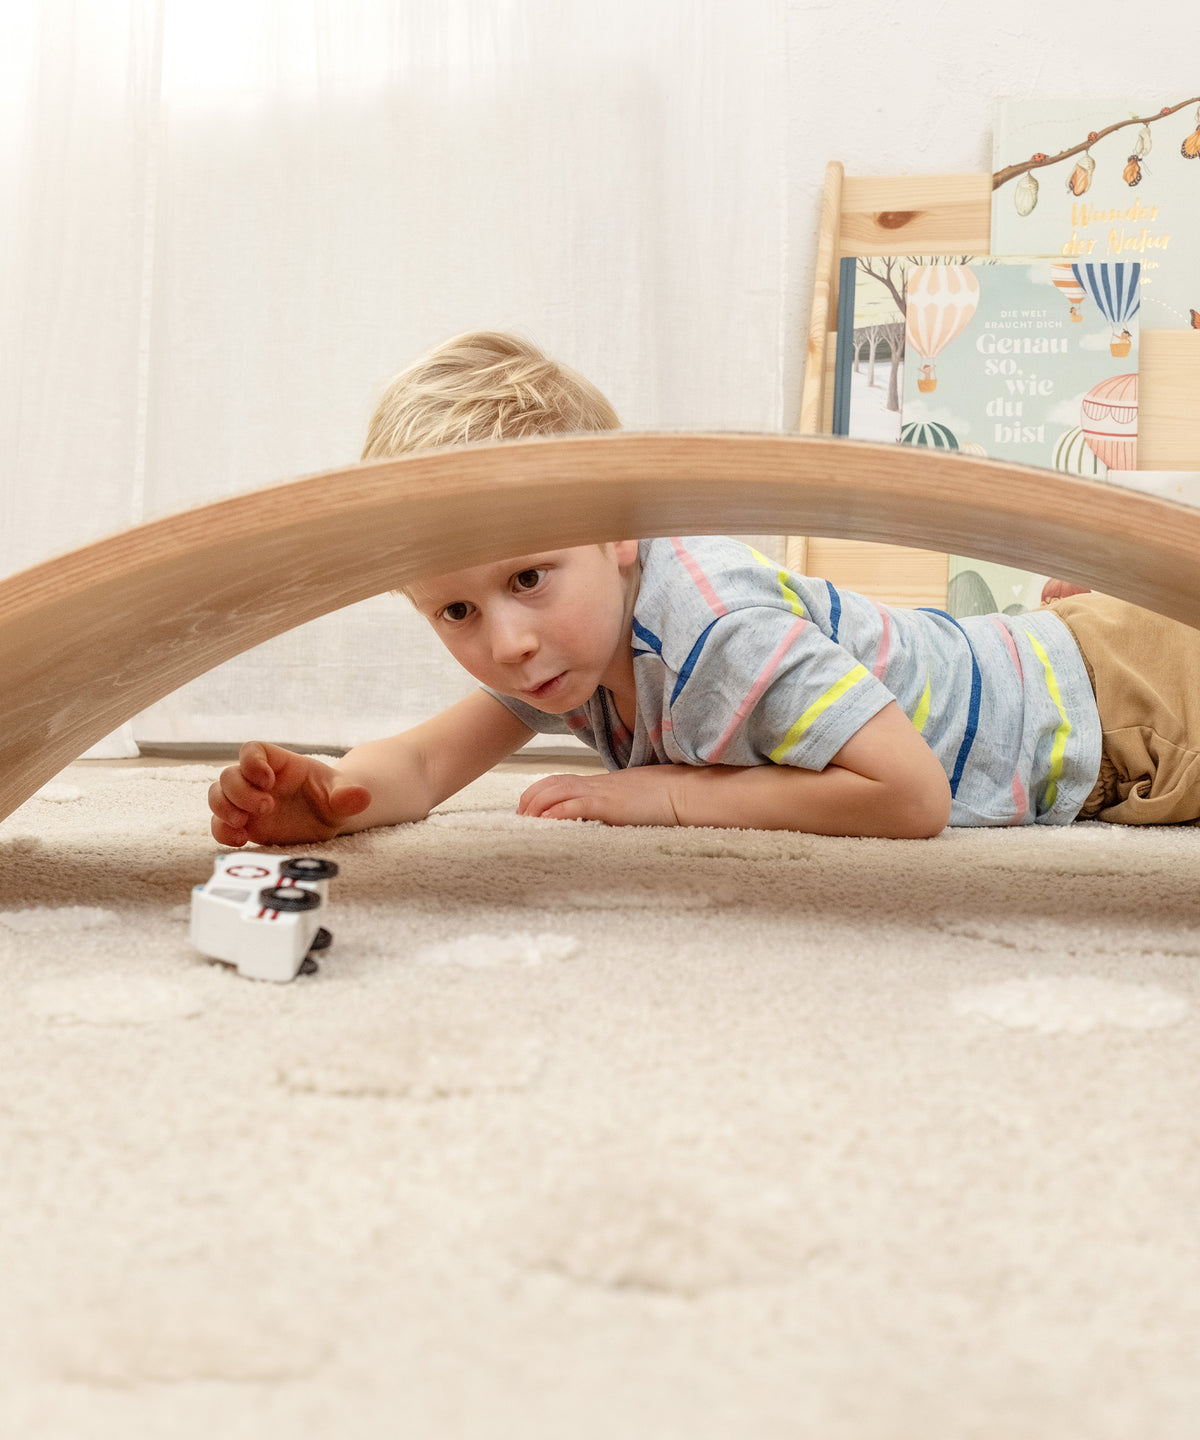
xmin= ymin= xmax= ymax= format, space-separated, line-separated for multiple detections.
xmin=633 ymin=535 xmax=822 ymax=667
xmin=639 ymin=532 xmax=783 ymax=585
xmin=637 ymin=533 xmax=763 ymax=612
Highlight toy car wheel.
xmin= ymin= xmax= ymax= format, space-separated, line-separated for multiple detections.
xmin=308 ymin=926 xmax=333 ymax=952
xmin=281 ymin=857 xmax=339 ymax=881
xmin=258 ymin=885 xmax=321 ymax=912
xmin=298 ymin=957 xmax=319 ymax=976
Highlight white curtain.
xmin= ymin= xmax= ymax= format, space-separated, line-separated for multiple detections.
xmin=2 ymin=0 xmax=792 ymax=755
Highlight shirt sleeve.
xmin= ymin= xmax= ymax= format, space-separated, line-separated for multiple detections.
xmin=482 ymin=688 xmax=575 ymax=736
xmin=663 ymin=606 xmax=896 ymax=770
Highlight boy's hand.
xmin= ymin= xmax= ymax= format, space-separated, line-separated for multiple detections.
xmin=517 ymin=768 xmax=682 ymax=827
xmin=208 ymin=741 xmax=372 ymax=847
xmin=1041 ymin=578 xmax=1092 ymax=602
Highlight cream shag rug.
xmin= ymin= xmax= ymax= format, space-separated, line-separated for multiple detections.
xmin=2 ymin=761 xmax=1200 ymax=1438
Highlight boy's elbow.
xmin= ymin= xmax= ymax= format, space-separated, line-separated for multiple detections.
xmin=898 ymin=767 xmax=951 ymax=838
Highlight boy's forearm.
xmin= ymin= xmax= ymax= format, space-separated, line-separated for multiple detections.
xmin=519 ymin=703 xmax=951 ymax=837
xmin=518 ymin=756 xmax=951 ymax=837
xmin=330 ymin=691 xmax=535 ymax=834
xmin=666 ymin=762 xmax=948 ymax=838
xmin=332 ymin=736 xmax=438 ymax=831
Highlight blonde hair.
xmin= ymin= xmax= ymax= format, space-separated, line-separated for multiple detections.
xmin=361 ymin=330 xmax=620 ymax=459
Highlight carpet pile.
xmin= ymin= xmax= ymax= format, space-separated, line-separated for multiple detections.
xmin=2 ymin=761 xmax=1199 ymax=1437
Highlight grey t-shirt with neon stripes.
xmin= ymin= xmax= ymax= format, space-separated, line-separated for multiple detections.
xmin=488 ymin=535 xmax=1102 ymax=826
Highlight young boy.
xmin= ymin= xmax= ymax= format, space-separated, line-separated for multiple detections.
xmin=208 ymin=331 xmax=1200 ymax=847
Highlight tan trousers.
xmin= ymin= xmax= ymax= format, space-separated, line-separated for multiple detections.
xmin=1044 ymin=593 xmax=1200 ymax=825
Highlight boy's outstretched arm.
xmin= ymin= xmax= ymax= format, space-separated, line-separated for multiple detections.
xmin=208 ymin=690 xmax=534 ymax=846
xmin=517 ymin=702 xmax=951 ymax=838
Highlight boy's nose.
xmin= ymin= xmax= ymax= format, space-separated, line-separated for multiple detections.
xmin=488 ymin=608 xmax=538 ymax=664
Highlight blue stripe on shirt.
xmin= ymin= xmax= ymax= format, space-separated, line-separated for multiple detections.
xmin=918 ymin=608 xmax=982 ymax=798
xmin=825 ymin=580 xmax=842 ymax=642
xmin=631 ymin=618 xmax=663 ymax=658
xmin=671 ymin=619 xmax=720 ymax=705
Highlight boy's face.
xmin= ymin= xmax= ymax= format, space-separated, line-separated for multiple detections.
xmin=408 ymin=541 xmax=641 ymax=713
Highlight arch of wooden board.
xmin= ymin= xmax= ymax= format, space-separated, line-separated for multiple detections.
xmin=2 ymin=431 xmax=1199 ymax=823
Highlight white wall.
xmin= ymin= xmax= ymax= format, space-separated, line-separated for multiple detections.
xmin=780 ymin=0 xmax=1199 ymax=431
xmin=2 ymin=0 xmax=1195 ymax=754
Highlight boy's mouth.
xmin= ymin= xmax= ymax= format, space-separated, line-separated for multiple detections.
xmin=523 ymin=673 xmax=566 ymax=702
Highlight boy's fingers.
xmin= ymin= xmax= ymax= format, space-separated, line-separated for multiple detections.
xmin=539 ymin=798 xmax=595 ymax=822
xmin=1041 ymin=578 xmax=1091 ymax=602
xmin=210 ymin=814 xmax=249 ymax=847
xmin=518 ymin=773 xmax=572 ymax=800
xmin=298 ymin=776 xmax=370 ymax=829
xmin=517 ymin=775 xmax=584 ymax=816
xmin=214 ymin=766 xmax=272 ymax=816
xmin=237 ymin=740 xmax=281 ymax=790
xmin=208 ymin=780 xmax=249 ymax=824
xmin=329 ymin=783 xmax=371 ymax=819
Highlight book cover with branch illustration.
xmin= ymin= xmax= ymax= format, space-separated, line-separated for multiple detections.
xmin=900 ymin=260 xmax=1140 ymax=616
xmin=992 ymin=96 xmax=1200 ymax=331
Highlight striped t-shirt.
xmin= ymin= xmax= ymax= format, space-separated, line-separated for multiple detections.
xmin=488 ymin=535 xmax=1103 ymax=826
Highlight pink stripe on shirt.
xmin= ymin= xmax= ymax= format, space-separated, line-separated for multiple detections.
xmin=992 ymin=617 xmax=1028 ymax=825
xmin=871 ymin=600 xmax=892 ymax=678
xmin=705 ymin=617 xmax=807 ymax=763
xmin=672 ymin=537 xmax=728 ymax=617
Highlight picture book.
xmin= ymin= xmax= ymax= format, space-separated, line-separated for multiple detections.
xmin=900 ymin=259 xmax=1140 ymax=616
xmin=991 ymin=96 xmax=1200 ymax=331
xmin=832 ymin=254 xmax=910 ymax=442
xmin=832 ymin=253 xmax=1056 ymax=617
xmin=833 ymin=253 xmax=1036 ymax=442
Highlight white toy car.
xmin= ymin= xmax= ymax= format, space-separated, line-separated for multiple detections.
xmin=190 ymin=854 xmax=338 ymax=982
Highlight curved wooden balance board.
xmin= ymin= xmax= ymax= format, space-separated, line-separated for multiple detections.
xmin=2 ymin=432 xmax=1199 ymax=823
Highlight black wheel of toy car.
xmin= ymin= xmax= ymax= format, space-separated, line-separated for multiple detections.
xmin=258 ymin=885 xmax=321 ymax=912
xmin=298 ymin=957 xmax=319 ymax=976
xmin=281 ymin=857 xmax=339 ymax=881
xmin=309 ymin=926 xmax=333 ymax=951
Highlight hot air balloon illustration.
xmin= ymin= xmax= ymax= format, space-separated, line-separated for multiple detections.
xmin=905 ymin=266 xmax=980 ymax=393
xmin=959 ymin=441 xmax=988 ymax=457
xmin=1081 ymin=374 xmax=1138 ymax=471
xmin=900 ymin=420 xmax=959 ymax=450
xmin=1071 ymin=262 xmax=1140 ymax=355
xmin=1050 ymin=262 xmax=1086 ymax=323
xmin=1053 ymin=425 xmax=1106 ymax=477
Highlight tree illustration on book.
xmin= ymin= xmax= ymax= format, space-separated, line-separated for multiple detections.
xmin=835 ymin=254 xmax=985 ymax=435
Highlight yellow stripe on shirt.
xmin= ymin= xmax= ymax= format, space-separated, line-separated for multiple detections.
xmin=1025 ymin=630 xmax=1071 ymax=810
xmin=748 ymin=546 xmax=805 ymax=618
xmin=911 ymin=675 xmax=931 ymax=734
xmin=769 ymin=664 xmax=870 ymax=762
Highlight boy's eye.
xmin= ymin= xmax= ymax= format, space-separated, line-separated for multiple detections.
xmin=514 ymin=568 xmax=546 ymax=592
xmin=441 ymin=601 xmax=472 ymax=623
